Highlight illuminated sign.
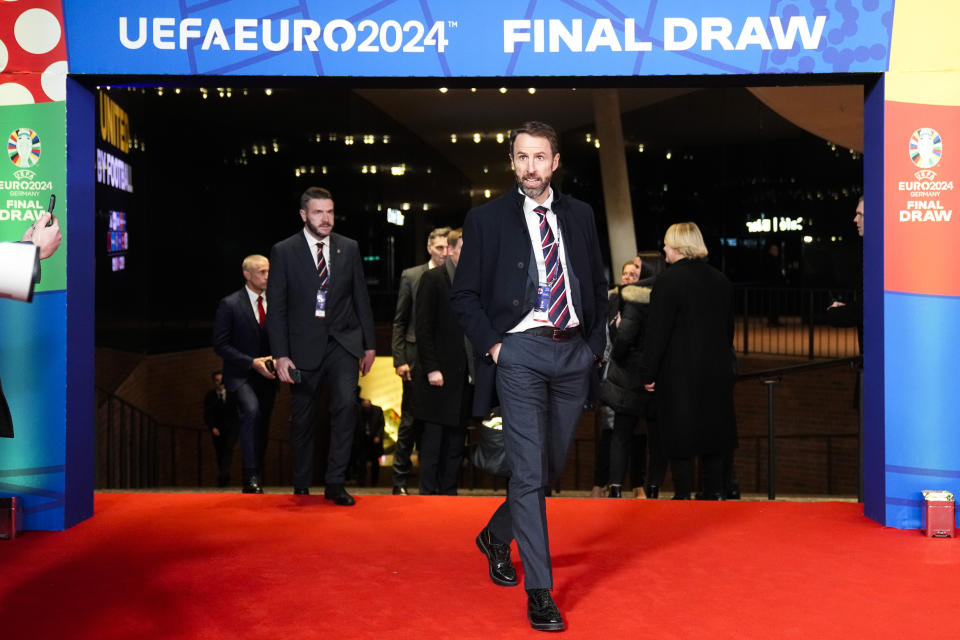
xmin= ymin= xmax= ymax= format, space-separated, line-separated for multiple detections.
xmin=96 ymin=149 xmax=134 ymax=192
xmin=63 ymin=1 xmax=895 ymax=77
xmin=745 ymin=216 xmax=803 ymax=233
xmin=99 ymin=92 xmax=131 ymax=153
xmin=386 ymin=207 xmax=404 ymax=226
xmin=107 ymin=209 xmax=128 ymax=271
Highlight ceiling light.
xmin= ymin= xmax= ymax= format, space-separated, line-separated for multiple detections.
xmin=499 ymin=87 xmax=507 ymax=94
xmin=527 ymin=87 xmax=536 ymax=94
xmin=439 ymin=87 xmax=448 ymax=93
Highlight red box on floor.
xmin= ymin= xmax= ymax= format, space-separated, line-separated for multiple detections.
xmin=0 ymin=497 xmax=23 ymax=540
xmin=921 ymin=491 xmax=955 ymax=538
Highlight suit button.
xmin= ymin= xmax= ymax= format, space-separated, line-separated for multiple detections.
xmin=512 ymin=299 xmax=519 ymax=306
xmin=517 ymin=261 xmax=524 ymax=269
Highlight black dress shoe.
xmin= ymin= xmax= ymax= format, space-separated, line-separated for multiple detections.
xmin=475 ymin=527 xmax=518 ymax=587
xmin=324 ymin=484 xmax=355 ymax=506
xmin=293 ymin=487 xmax=310 ymax=495
xmin=645 ymin=484 xmax=660 ymax=499
xmin=392 ymin=486 xmax=409 ymax=495
xmin=608 ymin=485 xmax=622 ymax=498
xmin=671 ymin=493 xmax=691 ymax=500
xmin=242 ymin=475 xmax=264 ymax=494
xmin=527 ymin=589 xmax=564 ymax=632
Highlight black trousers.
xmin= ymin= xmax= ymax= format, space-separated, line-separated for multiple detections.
xmin=608 ymin=412 xmax=648 ymax=488
xmin=485 ymin=332 xmax=594 ymax=590
xmin=672 ymin=455 xmax=723 ymax=498
xmin=289 ymin=339 xmax=358 ymax=489
xmin=231 ymin=376 xmax=276 ymax=479
xmin=392 ymin=377 xmax=422 ymax=488
xmin=419 ymin=422 xmax=467 ymax=495
xmin=211 ymin=427 xmax=238 ymax=486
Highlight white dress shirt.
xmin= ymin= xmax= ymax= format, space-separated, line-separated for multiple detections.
xmin=304 ymin=228 xmax=331 ymax=281
xmin=245 ymin=284 xmax=265 ymax=321
xmin=509 ymin=187 xmax=581 ymax=333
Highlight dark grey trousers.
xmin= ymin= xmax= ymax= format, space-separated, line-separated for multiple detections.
xmin=486 ymin=331 xmax=594 ymax=590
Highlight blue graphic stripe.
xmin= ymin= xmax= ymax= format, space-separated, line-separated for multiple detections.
xmin=419 ymin=0 xmax=451 ymax=77
xmin=184 ymin=0 xmax=236 ymax=13
xmin=555 ymin=0 xmax=753 ymax=76
xmin=885 ymin=497 xmax=924 ymax=507
xmin=505 ymin=0 xmax=539 ymax=77
xmin=0 ymin=465 xmax=65 ymax=478
xmin=887 ymin=465 xmax=960 ymax=479
xmin=349 ymin=0 xmax=403 ymax=22
xmin=299 ymin=0 xmax=324 ymax=75
xmin=0 ymin=482 xmax=64 ymax=500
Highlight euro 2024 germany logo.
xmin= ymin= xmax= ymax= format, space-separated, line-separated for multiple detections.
xmin=909 ymin=127 xmax=942 ymax=169
xmin=8 ymin=128 xmax=42 ymax=170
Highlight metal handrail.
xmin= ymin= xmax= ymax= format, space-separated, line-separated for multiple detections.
xmin=96 ymin=385 xmax=289 ymax=489
xmin=736 ymin=356 xmax=862 ymax=500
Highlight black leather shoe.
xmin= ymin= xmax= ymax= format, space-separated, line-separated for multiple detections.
xmin=324 ymin=484 xmax=355 ymax=506
xmin=392 ymin=486 xmax=409 ymax=495
xmin=242 ymin=474 xmax=264 ymax=494
xmin=645 ymin=484 xmax=660 ymax=499
xmin=293 ymin=487 xmax=309 ymax=495
xmin=527 ymin=589 xmax=564 ymax=632
xmin=475 ymin=527 xmax=518 ymax=587
xmin=672 ymin=493 xmax=691 ymax=500
xmin=608 ymin=485 xmax=622 ymax=498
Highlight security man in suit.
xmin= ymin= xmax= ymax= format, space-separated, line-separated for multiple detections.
xmin=213 ymin=254 xmax=277 ymax=493
xmin=390 ymin=226 xmax=450 ymax=494
xmin=267 ymin=187 xmax=376 ymax=506
xmin=451 ymin=121 xmax=607 ymax=632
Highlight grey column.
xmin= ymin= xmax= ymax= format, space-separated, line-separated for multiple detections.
xmin=592 ymin=89 xmax=637 ymax=279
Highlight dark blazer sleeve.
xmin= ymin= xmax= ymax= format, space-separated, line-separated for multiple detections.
xmin=414 ymin=269 xmax=441 ymax=373
xmin=212 ymin=293 xmax=254 ymax=372
xmin=347 ymin=242 xmax=376 ymax=351
xmin=391 ymin=269 xmax=414 ymax=366
xmin=266 ymin=241 xmax=291 ymax=359
xmin=451 ymin=209 xmax=502 ymax=356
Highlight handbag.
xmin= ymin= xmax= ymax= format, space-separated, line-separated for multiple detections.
xmin=470 ymin=411 xmax=510 ymax=477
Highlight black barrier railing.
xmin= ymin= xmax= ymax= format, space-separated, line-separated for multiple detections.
xmin=735 ymin=286 xmax=859 ymax=358
xmin=96 ymin=386 xmax=289 ymax=489
xmin=737 ymin=356 xmax=863 ymax=500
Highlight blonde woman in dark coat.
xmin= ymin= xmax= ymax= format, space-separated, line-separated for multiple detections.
xmin=643 ymin=222 xmax=737 ymax=500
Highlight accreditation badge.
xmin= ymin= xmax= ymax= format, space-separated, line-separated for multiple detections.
xmin=533 ymin=282 xmax=551 ymax=323
xmin=315 ymin=288 xmax=327 ymax=318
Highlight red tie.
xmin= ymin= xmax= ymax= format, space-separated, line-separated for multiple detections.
xmin=316 ymin=243 xmax=329 ymax=289
xmin=257 ymin=295 xmax=265 ymax=327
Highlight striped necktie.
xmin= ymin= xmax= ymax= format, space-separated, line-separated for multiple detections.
xmin=316 ymin=242 xmax=329 ymax=289
xmin=534 ymin=206 xmax=569 ymax=329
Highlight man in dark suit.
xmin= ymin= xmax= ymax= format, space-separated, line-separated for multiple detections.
xmin=267 ymin=187 xmax=376 ymax=505
xmin=203 ymin=371 xmax=239 ymax=487
xmin=352 ymin=393 xmax=385 ymax=487
xmin=451 ymin=121 xmax=607 ymax=632
xmin=390 ymin=226 xmax=450 ymax=495
xmin=213 ymin=254 xmax=277 ymax=493
xmin=413 ymin=228 xmax=473 ymax=495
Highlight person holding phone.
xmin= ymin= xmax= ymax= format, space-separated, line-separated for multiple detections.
xmin=212 ymin=254 xmax=277 ymax=493
xmin=267 ymin=187 xmax=376 ymax=505
xmin=1 ymin=210 xmax=62 ymax=439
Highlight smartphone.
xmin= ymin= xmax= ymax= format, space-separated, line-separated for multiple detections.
xmin=46 ymin=194 xmax=56 ymax=226
xmin=289 ymin=368 xmax=302 ymax=384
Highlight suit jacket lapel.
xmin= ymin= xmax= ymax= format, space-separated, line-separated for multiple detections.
xmin=239 ymin=288 xmax=260 ymax=332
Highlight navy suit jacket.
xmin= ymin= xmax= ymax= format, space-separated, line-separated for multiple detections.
xmin=267 ymin=230 xmax=375 ymax=369
xmin=451 ymin=186 xmax=608 ymax=415
xmin=213 ymin=287 xmax=271 ymax=392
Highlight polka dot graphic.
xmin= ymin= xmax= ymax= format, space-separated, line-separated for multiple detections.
xmin=40 ymin=58 xmax=66 ymax=101
xmin=0 ymin=2 xmax=67 ymax=103
xmin=0 ymin=81 xmax=34 ymax=105
xmin=14 ymin=8 xmax=61 ymax=54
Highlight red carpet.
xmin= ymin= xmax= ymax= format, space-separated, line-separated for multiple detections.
xmin=1 ymin=494 xmax=958 ymax=639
